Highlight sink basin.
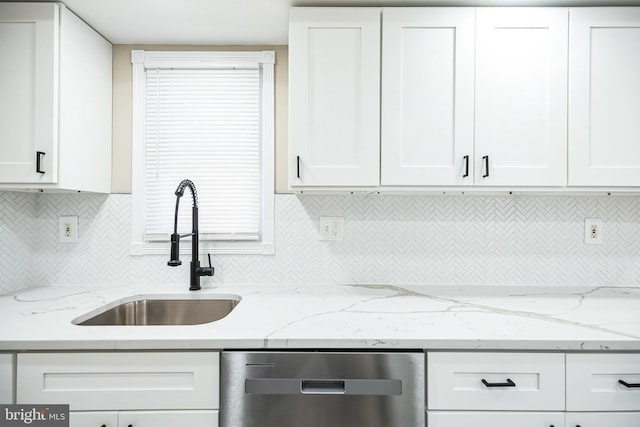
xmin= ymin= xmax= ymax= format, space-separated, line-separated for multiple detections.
xmin=73 ymin=294 xmax=240 ymax=326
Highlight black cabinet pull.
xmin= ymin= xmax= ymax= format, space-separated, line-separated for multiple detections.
xmin=101 ymin=425 xmax=106 ymax=427
xmin=462 ymin=155 xmax=469 ymax=178
xmin=296 ymin=155 xmax=301 ymax=179
xmin=36 ymin=151 xmax=45 ymax=174
xmin=619 ymin=379 xmax=640 ymax=388
xmin=482 ymin=155 xmax=489 ymax=178
xmin=481 ymin=378 xmax=515 ymax=388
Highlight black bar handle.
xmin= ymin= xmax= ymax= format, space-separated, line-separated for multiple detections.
xmin=619 ymin=379 xmax=640 ymax=388
xmin=462 ymin=155 xmax=469 ymax=178
xmin=36 ymin=151 xmax=45 ymax=174
xmin=482 ymin=155 xmax=489 ymax=178
xmin=296 ymin=155 xmax=301 ymax=179
xmin=482 ymin=378 xmax=515 ymax=388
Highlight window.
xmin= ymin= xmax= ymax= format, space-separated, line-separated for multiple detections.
xmin=131 ymin=50 xmax=275 ymax=255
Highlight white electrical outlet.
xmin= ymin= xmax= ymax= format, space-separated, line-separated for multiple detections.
xmin=59 ymin=216 xmax=79 ymax=243
xmin=319 ymin=216 xmax=344 ymax=241
xmin=584 ymin=218 xmax=603 ymax=245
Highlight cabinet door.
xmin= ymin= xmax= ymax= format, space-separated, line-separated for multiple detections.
xmin=475 ymin=8 xmax=568 ymax=186
xmin=118 ymin=411 xmax=218 ymax=427
xmin=70 ymin=412 xmax=118 ymax=427
xmin=289 ymin=8 xmax=380 ymax=187
xmin=0 ymin=353 xmax=14 ymax=404
xmin=381 ymin=8 xmax=474 ymax=186
xmin=428 ymin=411 xmax=565 ymax=427
xmin=565 ymin=412 xmax=640 ymax=426
xmin=569 ymin=8 xmax=640 ymax=186
xmin=0 ymin=3 xmax=57 ymax=183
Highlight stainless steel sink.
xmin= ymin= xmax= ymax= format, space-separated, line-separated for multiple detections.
xmin=73 ymin=295 xmax=240 ymax=326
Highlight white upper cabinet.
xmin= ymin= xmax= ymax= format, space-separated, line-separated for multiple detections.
xmin=381 ymin=8 xmax=475 ymax=186
xmin=0 ymin=3 xmax=112 ymax=193
xmin=289 ymin=8 xmax=380 ymax=188
xmin=475 ymin=8 xmax=568 ymax=186
xmin=0 ymin=3 xmax=58 ymax=184
xmin=569 ymin=8 xmax=640 ymax=186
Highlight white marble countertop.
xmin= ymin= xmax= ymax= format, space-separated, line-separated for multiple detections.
xmin=0 ymin=283 xmax=638 ymax=351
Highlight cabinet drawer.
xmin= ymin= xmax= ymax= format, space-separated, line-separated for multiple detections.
xmin=17 ymin=352 xmax=219 ymax=411
xmin=565 ymin=412 xmax=640 ymax=426
xmin=566 ymin=353 xmax=640 ymax=411
xmin=427 ymin=352 xmax=564 ymax=410
xmin=428 ymin=411 xmax=565 ymax=427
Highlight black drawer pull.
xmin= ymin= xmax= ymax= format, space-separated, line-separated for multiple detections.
xmin=482 ymin=378 xmax=515 ymax=388
xmin=462 ymin=155 xmax=469 ymax=178
xmin=36 ymin=151 xmax=46 ymax=174
xmin=296 ymin=155 xmax=301 ymax=179
xmin=619 ymin=379 xmax=640 ymax=388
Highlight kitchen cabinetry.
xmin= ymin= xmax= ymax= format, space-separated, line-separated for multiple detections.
xmin=381 ymin=8 xmax=475 ymax=186
xmin=566 ymin=353 xmax=640 ymax=425
xmin=427 ymin=352 xmax=565 ymax=411
xmin=0 ymin=353 xmax=14 ymax=404
xmin=475 ymin=8 xmax=568 ymax=186
xmin=429 ymin=412 xmax=565 ymax=427
xmin=428 ymin=352 xmax=640 ymax=426
xmin=70 ymin=410 xmax=218 ymax=427
xmin=565 ymin=413 xmax=640 ymax=426
xmin=292 ymin=7 xmax=568 ymax=190
xmin=427 ymin=352 xmax=566 ymax=426
xmin=289 ymin=8 xmax=380 ymax=188
xmin=0 ymin=2 xmax=111 ymax=193
xmin=16 ymin=352 xmax=219 ymax=427
xmin=569 ymin=8 xmax=640 ymax=187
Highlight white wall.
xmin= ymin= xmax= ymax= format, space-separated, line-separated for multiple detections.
xmin=1 ymin=191 xmax=639 ymax=294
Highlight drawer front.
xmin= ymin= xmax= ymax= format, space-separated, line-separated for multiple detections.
xmin=17 ymin=352 xmax=219 ymax=411
xmin=428 ymin=352 xmax=565 ymax=410
xmin=428 ymin=411 xmax=565 ymax=427
xmin=566 ymin=353 xmax=640 ymax=411
xmin=565 ymin=412 xmax=640 ymax=426
xmin=0 ymin=353 xmax=15 ymax=404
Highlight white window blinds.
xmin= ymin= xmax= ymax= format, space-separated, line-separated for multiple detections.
xmin=144 ymin=67 xmax=261 ymax=241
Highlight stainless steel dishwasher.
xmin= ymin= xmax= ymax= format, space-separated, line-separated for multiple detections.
xmin=220 ymin=351 xmax=424 ymax=427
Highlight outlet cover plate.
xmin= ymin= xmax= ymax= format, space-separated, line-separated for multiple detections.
xmin=584 ymin=218 xmax=603 ymax=245
xmin=59 ymin=216 xmax=79 ymax=243
xmin=319 ymin=216 xmax=344 ymax=241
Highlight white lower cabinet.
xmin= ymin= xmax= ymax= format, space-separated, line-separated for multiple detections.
xmin=566 ymin=353 xmax=640 ymax=412
xmin=69 ymin=411 xmax=118 ymax=427
xmin=565 ymin=412 xmax=640 ymax=426
xmin=427 ymin=352 xmax=565 ymax=411
xmin=70 ymin=410 xmax=218 ymax=427
xmin=17 ymin=352 xmax=219 ymax=427
xmin=0 ymin=353 xmax=15 ymax=404
xmin=428 ymin=411 xmax=565 ymax=427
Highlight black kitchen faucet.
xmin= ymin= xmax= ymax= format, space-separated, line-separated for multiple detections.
xmin=167 ymin=179 xmax=214 ymax=290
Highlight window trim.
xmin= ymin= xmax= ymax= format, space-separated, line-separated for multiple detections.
xmin=130 ymin=50 xmax=275 ymax=256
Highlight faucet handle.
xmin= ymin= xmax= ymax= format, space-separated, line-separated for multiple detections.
xmin=197 ymin=253 xmax=215 ymax=277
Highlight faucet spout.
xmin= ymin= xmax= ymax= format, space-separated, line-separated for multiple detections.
xmin=167 ymin=179 xmax=214 ymax=290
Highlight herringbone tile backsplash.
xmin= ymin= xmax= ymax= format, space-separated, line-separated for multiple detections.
xmin=1 ymin=191 xmax=639 ymax=294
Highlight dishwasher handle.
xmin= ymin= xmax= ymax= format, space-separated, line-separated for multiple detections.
xmin=245 ymin=378 xmax=402 ymax=396
xmin=302 ymin=380 xmax=345 ymax=394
